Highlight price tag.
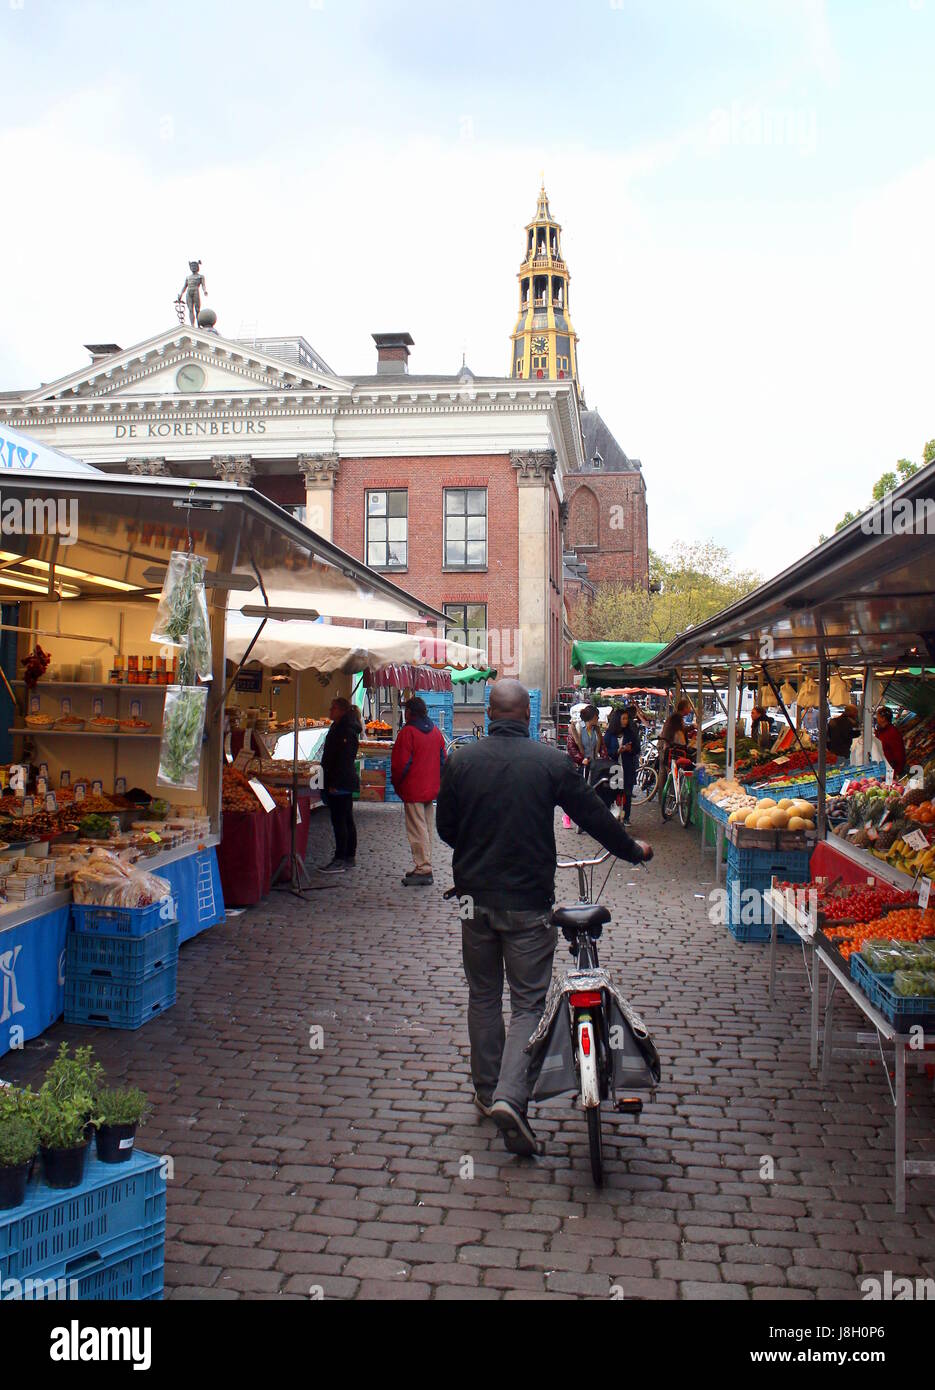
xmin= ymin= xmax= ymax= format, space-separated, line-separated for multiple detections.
xmin=885 ymin=763 xmax=894 ymax=786
xmin=919 ymin=879 xmax=931 ymax=910
xmin=29 ymin=696 xmax=39 ymax=715
xmin=774 ymin=756 xmax=791 ymax=766
xmin=45 ymin=793 xmax=57 ymax=813
xmin=36 ymin=777 xmax=48 ymax=798
xmin=131 ymin=700 xmax=142 ymax=720
xmin=38 ymin=763 xmax=49 ymax=780
xmin=114 ymin=778 xmax=126 ymax=797
xmin=840 ymin=780 xmax=851 ymax=797
xmin=92 ymin=697 xmax=103 ymax=717
xmin=905 ymin=829 xmax=929 ymax=852
xmin=60 ymin=770 xmax=71 ymax=789
xmin=92 ymin=780 xmax=103 ymax=797
xmin=248 ymin=779 xmax=277 ymax=814
xmin=147 ymin=831 xmax=162 ymax=844
xmin=22 ymin=796 xmax=34 ymax=817
xmin=74 ymin=783 xmax=86 ymax=803
xmin=60 ymin=698 xmax=72 ymax=717
xmin=225 ymin=752 xmax=233 ymax=764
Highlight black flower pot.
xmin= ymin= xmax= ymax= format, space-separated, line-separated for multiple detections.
xmin=0 ymin=1161 xmax=32 ymax=1210
xmin=40 ymin=1140 xmax=89 ymax=1190
xmin=95 ymin=1122 xmax=138 ymax=1164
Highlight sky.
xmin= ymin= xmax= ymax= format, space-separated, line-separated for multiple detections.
xmin=2 ymin=0 xmax=934 ymax=576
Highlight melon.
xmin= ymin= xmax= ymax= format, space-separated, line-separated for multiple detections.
xmin=778 ymin=799 xmax=793 ymax=810
xmin=728 ymin=810 xmax=746 ymax=825
xmin=787 ymin=816 xmax=810 ymax=831
xmin=770 ymin=808 xmax=790 ymax=828
xmin=744 ymin=811 xmax=760 ymax=827
xmin=758 ymin=798 xmax=777 ymax=809
xmin=791 ymin=800 xmax=814 ymax=816
xmin=755 ymin=813 xmax=776 ymax=829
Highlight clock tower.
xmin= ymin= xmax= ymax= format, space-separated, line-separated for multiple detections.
xmin=510 ymin=183 xmax=579 ymax=387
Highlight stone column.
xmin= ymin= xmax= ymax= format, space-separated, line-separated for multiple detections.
xmin=125 ymin=457 xmax=171 ymax=476
xmin=212 ymin=454 xmax=255 ymax=488
xmin=298 ymin=453 xmax=340 ymax=539
xmin=511 ymin=449 xmax=556 ymax=699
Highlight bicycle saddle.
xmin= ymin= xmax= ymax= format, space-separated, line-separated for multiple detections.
xmin=551 ymin=904 xmax=611 ymax=938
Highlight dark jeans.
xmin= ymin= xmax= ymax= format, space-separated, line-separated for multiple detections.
xmin=461 ymin=906 xmax=558 ymax=1111
xmin=328 ymin=793 xmax=357 ymax=860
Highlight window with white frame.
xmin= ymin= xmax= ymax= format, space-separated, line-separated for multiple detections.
xmin=444 ymin=488 xmax=487 ymax=568
xmin=366 ymin=490 xmax=408 ymax=569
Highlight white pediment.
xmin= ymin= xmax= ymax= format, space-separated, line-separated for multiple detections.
xmin=23 ymin=328 xmax=352 ymax=404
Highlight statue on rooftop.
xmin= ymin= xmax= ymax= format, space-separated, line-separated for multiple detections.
xmin=176 ymin=260 xmax=208 ymax=327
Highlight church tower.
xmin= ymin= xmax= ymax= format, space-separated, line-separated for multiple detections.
xmin=510 ymin=183 xmax=579 ymax=386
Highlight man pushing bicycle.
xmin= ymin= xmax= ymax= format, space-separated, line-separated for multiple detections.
xmin=437 ymin=679 xmax=652 ymax=1159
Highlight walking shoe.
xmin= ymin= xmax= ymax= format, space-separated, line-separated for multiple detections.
xmin=402 ymin=871 xmax=433 ymax=886
xmin=473 ymin=1091 xmax=495 ymax=1118
xmin=490 ymin=1099 xmax=540 ymax=1157
xmin=318 ymin=859 xmax=347 ymax=874
xmin=343 ymin=858 xmax=356 ymax=868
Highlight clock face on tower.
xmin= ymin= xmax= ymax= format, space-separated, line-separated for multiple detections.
xmin=532 ymin=336 xmax=548 ymax=354
xmin=176 ymin=364 xmax=206 ymax=393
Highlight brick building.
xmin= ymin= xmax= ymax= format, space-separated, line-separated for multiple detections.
xmin=563 ymin=410 xmax=649 ymax=589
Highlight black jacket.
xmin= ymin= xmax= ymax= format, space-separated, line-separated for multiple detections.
xmin=436 ymin=720 xmax=646 ymax=910
xmin=320 ymin=713 xmax=360 ymax=793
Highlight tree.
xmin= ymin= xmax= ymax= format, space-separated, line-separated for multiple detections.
xmin=826 ymin=440 xmax=931 ymax=535
xmin=573 ymin=541 xmax=761 ymax=645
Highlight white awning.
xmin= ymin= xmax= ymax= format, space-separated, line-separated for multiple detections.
xmin=225 ymin=612 xmax=422 ymax=673
xmin=0 ymin=424 xmax=103 ymax=476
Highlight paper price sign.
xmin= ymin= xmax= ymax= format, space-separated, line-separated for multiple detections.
xmin=919 ymin=879 xmax=932 ymax=910
xmin=36 ymin=778 xmax=48 ymax=798
xmin=885 ymin=763 xmax=894 ymax=785
xmin=115 ymin=778 xmax=126 ymax=797
xmin=92 ymin=697 xmax=103 ymax=717
xmin=905 ymin=829 xmax=929 ymax=852
xmin=92 ymin=780 xmax=103 ymax=797
xmin=29 ymin=696 xmax=39 ymax=715
xmin=249 ymin=779 xmax=277 ymax=814
xmin=131 ymin=700 xmax=142 ymax=720
xmin=38 ymin=763 xmax=49 ymax=780
xmin=840 ymin=780 xmax=851 ymax=797
xmin=60 ymin=698 xmax=72 ymax=716
xmin=22 ymin=796 xmax=34 ymax=817
xmin=60 ymin=770 xmax=71 ymax=789
xmin=74 ymin=783 xmax=87 ymax=803
xmin=45 ymin=793 xmax=57 ymax=813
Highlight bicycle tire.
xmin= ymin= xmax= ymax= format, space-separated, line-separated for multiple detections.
xmin=587 ymin=1105 xmax=603 ymax=1186
xmin=678 ymin=776 xmax=693 ymax=828
xmin=661 ymin=776 xmax=677 ymax=822
xmin=632 ymin=766 xmax=658 ymax=804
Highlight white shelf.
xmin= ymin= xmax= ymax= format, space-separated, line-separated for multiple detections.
xmin=11 ymin=728 xmax=161 ymax=740
xmin=15 ymin=682 xmax=168 ymax=694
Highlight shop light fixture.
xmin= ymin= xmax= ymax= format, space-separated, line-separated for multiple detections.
xmin=0 ymin=551 xmax=138 ymax=592
xmin=0 ymin=572 xmax=81 ymax=598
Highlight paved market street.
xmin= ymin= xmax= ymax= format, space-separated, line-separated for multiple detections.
xmin=5 ymin=802 xmax=935 ymax=1301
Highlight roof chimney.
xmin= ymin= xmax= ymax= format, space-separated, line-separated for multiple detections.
xmin=372 ymin=332 xmax=413 ymax=375
xmin=84 ymin=343 xmax=123 ymax=363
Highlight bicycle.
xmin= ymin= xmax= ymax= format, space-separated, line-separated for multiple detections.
xmin=629 ymin=739 xmax=659 ymax=807
xmin=537 ymin=849 xmax=659 ymax=1186
xmin=660 ymin=753 xmax=694 ymax=827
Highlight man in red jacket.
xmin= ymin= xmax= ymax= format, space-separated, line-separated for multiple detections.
xmin=391 ymin=697 xmax=447 ymax=887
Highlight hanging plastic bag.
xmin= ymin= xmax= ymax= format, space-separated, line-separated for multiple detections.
xmin=829 ymin=673 xmax=850 ymax=707
xmin=796 ymin=677 xmax=819 ymax=708
xmin=157 ymin=685 xmax=208 ymax=790
xmin=177 ymin=592 xmax=213 ymax=685
xmin=779 ymin=680 xmax=796 ymax=706
xmin=151 ymin=552 xmax=206 ymax=646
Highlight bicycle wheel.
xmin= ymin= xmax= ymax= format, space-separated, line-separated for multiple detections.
xmin=661 ymin=774 xmax=677 ymax=822
xmin=632 ymin=765 xmax=657 ymax=805
xmin=586 ymin=1105 xmax=603 ymax=1186
xmin=678 ymin=775 xmax=693 ymax=828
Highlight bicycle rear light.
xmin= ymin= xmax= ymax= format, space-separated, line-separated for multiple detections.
xmin=570 ymin=991 xmax=603 ymax=1007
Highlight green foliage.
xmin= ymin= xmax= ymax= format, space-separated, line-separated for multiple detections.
xmin=574 ymin=540 xmax=761 ymax=645
xmin=0 ymin=1114 xmax=39 ymax=1168
xmin=828 ymin=440 xmax=931 ymax=535
xmin=97 ymin=1087 xmax=150 ymax=1128
xmin=33 ymin=1089 xmax=95 ymax=1150
xmin=0 ymin=1085 xmax=38 ymax=1125
xmin=42 ymin=1042 xmax=104 ymax=1105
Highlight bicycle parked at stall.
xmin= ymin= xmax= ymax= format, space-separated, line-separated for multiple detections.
xmin=660 ymin=751 xmax=695 ymax=827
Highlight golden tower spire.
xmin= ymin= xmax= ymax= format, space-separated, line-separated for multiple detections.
xmin=510 ymin=182 xmax=579 ymax=387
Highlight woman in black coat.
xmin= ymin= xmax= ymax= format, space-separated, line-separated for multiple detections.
xmin=319 ymin=697 xmax=362 ymax=872
xmin=604 ymin=704 xmax=641 ymax=824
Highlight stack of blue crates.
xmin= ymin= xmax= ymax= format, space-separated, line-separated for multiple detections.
xmin=725 ymin=843 xmax=811 ymax=945
xmin=485 ymin=687 xmax=542 ymax=741
xmin=0 ymin=1151 xmax=166 ymax=1301
xmin=66 ymin=900 xmax=179 ymax=1031
xmin=423 ymin=690 xmax=454 ymax=740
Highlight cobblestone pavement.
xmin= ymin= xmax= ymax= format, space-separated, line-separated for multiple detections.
xmin=6 ymin=800 xmax=935 ymax=1301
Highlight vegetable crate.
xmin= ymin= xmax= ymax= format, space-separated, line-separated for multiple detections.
xmin=850 ymin=955 xmax=935 ymax=1032
xmin=65 ymin=959 xmax=177 ymax=1030
xmin=0 ymin=1151 xmax=165 ymax=1299
xmin=71 ymin=898 xmax=177 ymax=938
xmin=66 ymin=920 xmax=179 ymax=985
xmin=422 ymin=690 xmax=454 ymax=739
xmin=727 ymin=824 xmax=817 ymax=854
xmin=727 ymin=843 xmax=813 ymax=879
xmin=726 ymin=868 xmax=800 ymax=945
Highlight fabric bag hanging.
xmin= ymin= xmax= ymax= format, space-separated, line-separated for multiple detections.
xmin=829 ymin=673 xmax=850 ymax=707
xmin=778 ymin=680 xmax=797 ymax=706
xmin=796 ymin=676 xmax=820 ymax=709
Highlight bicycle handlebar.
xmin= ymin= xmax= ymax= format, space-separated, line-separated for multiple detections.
xmin=557 ymin=851 xmax=613 ymax=869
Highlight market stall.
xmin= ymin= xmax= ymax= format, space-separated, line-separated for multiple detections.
xmin=0 ymin=457 xmax=450 ymax=1054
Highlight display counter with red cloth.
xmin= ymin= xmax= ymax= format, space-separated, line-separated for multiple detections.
xmin=811 ymin=835 xmax=917 ymax=890
xmin=217 ymin=794 xmax=317 ymax=907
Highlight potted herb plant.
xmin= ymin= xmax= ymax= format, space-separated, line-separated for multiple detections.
xmin=34 ymin=1043 xmax=104 ymax=1189
xmin=95 ymin=1087 xmax=150 ymax=1164
xmin=0 ymin=1092 xmax=40 ymax=1209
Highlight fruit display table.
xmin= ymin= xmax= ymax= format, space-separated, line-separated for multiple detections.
xmin=766 ymin=882 xmax=935 ymax=1212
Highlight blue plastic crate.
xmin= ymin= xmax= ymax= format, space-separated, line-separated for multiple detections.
xmin=727 ymin=845 xmax=812 ymax=880
xmin=2 ymin=1227 xmax=165 ymax=1301
xmin=66 ymin=921 xmax=179 ymax=985
xmin=850 ymin=954 xmax=935 ymax=1031
xmin=725 ymin=881 xmax=799 ymax=944
xmin=65 ymin=960 xmax=177 ymax=1030
xmin=71 ymin=898 xmax=176 ymax=938
xmin=0 ymin=1151 xmax=166 ymax=1286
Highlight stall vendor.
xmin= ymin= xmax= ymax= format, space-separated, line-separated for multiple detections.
xmin=874 ymin=706 xmax=907 ymax=778
xmin=827 ymin=703 xmax=859 ymax=760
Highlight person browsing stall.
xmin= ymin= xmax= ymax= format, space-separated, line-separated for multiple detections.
xmin=318 ymin=697 xmax=362 ymax=873
xmin=391 ymin=696 xmax=447 ymax=888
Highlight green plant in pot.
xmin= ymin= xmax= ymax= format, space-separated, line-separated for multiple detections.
xmin=34 ymin=1043 xmax=104 ymax=1189
xmin=0 ymin=1099 xmax=40 ymax=1210
xmin=95 ymin=1087 xmax=150 ymax=1164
